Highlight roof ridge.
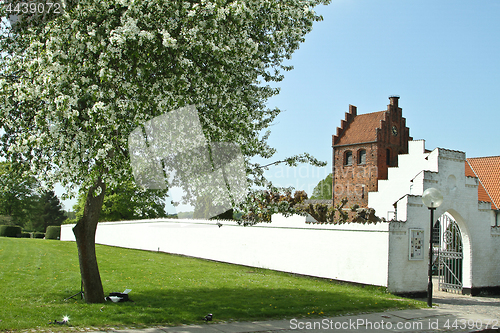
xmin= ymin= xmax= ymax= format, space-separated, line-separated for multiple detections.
xmin=356 ymin=110 xmax=386 ymax=116
xmin=467 ymin=155 xmax=500 ymax=160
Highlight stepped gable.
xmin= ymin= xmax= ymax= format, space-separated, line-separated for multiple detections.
xmin=333 ymin=109 xmax=386 ymax=146
xmin=332 ymin=104 xmax=357 ymax=146
xmin=466 ymin=156 xmax=500 ymax=209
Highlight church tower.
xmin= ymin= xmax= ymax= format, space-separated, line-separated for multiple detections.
xmin=332 ymin=96 xmax=412 ymax=208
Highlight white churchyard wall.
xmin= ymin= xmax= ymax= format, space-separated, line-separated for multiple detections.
xmin=61 ymin=214 xmax=392 ymax=289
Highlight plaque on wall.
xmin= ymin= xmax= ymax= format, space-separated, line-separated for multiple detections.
xmin=409 ymin=229 xmax=424 ymax=260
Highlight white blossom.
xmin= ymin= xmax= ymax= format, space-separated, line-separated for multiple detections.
xmin=1 ymin=0 xmax=329 ymax=197
xmin=160 ymin=29 xmax=177 ymax=48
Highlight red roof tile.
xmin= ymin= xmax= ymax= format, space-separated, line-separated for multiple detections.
xmin=465 ymin=161 xmax=492 ymax=206
xmin=335 ymin=111 xmax=386 ymax=146
xmin=466 ymin=156 xmax=500 ymax=209
xmin=464 ymin=161 xmax=475 ymax=178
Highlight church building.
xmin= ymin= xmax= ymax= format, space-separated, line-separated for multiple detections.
xmin=332 ymin=96 xmax=412 ymax=208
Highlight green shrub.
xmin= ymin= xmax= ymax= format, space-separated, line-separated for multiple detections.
xmin=20 ymin=232 xmax=31 ymax=238
xmin=0 ymin=225 xmax=22 ymax=237
xmin=45 ymin=226 xmax=61 ymax=240
xmin=33 ymin=232 xmax=45 ymax=239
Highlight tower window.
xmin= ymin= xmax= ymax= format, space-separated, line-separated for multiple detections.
xmin=386 ymin=148 xmax=391 ymax=166
xmin=358 ymin=149 xmax=366 ymax=165
xmin=344 ymin=151 xmax=353 ymax=166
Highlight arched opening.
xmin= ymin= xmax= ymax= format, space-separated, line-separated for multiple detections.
xmin=358 ymin=149 xmax=366 ymax=165
xmin=436 ymin=212 xmax=463 ymax=293
xmin=344 ymin=150 xmax=353 ymax=166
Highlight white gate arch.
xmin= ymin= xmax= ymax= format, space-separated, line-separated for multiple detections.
xmin=371 ymin=140 xmax=500 ymax=295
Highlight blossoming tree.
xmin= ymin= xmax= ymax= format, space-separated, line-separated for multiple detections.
xmin=0 ymin=0 xmax=329 ymax=303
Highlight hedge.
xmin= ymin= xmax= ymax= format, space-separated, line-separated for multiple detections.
xmin=33 ymin=232 xmax=45 ymax=239
xmin=0 ymin=225 xmax=22 ymax=237
xmin=45 ymin=226 xmax=61 ymax=240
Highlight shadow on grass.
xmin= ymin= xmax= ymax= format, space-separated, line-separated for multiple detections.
xmin=83 ymin=286 xmax=419 ymax=327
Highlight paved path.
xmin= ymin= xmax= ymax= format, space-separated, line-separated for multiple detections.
xmin=101 ymin=289 xmax=499 ymax=333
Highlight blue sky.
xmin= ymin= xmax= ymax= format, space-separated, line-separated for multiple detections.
xmin=256 ymin=0 xmax=500 ymax=198
xmin=3 ymin=1 xmax=500 ymax=211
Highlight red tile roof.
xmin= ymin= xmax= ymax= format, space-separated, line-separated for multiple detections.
xmin=465 ymin=161 xmax=491 ymax=206
xmin=466 ymin=156 xmax=500 ymax=209
xmin=335 ymin=111 xmax=386 ymax=145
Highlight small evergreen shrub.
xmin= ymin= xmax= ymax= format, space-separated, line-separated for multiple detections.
xmin=0 ymin=225 xmax=22 ymax=237
xmin=20 ymin=232 xmax=31 ymax=238
xmin=45 ymin=226 xmax=61 ymax=240
xmin=33 ymin=232 xmax=45 ymax=239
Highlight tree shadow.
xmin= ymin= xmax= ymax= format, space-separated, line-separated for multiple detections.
xmin=90 ymin=286 xmax=415 ymax=326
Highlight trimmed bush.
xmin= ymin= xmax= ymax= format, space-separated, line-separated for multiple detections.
xmin=45 ymin=226 xmax=61 ymax=240
xmin=0 ymin=225 xmax=22 ymax=237
xmin=33 ymin=232 xmax=45 ymax=239
xmin=20 ymin=232 xmax=31 ymax=238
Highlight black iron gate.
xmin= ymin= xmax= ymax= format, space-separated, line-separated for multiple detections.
xmin=437 ymin=213 xmax=463 ymax=293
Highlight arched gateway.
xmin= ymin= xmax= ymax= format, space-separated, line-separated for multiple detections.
xmin=435 ymin=213 xmax=463 ymax=293
xmin=370 ymin=140 xmax=500 ymax=295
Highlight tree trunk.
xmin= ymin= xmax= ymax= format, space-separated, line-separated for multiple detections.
xmin=73 ymin=176 xmax=106 ymax=303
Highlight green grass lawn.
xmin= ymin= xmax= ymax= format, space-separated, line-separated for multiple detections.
xmin=0 ymin=237 xmax=424 ymax=331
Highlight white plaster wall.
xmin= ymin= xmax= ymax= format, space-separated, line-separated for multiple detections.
xmin=491 ymin=227 xmax=500 ymax=283
xmin=61 ymin=214 xmax=391 ymax=288
xmin=387 ymin=200 xmax=430 ymax=294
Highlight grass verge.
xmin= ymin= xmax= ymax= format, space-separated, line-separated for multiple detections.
xmin=0 ymin=237 xmax=424 ymax=331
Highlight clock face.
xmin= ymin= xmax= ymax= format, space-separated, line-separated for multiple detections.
xmin=392 ymin=125 xmax=398 ymax=136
